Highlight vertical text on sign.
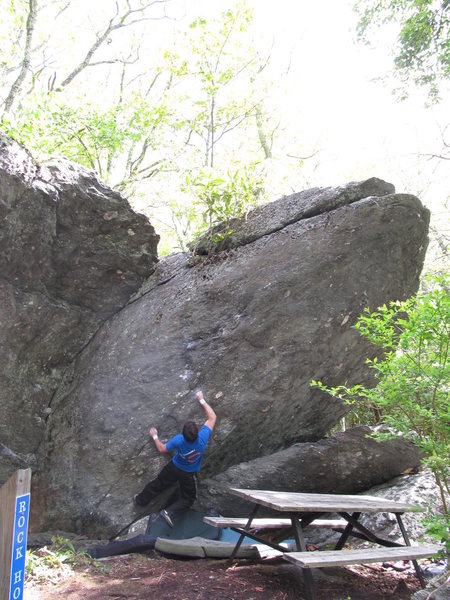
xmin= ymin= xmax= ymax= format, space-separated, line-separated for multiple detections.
xmin=9 ymin=493 xmax=30 ymax=600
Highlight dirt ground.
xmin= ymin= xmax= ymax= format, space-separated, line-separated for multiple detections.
xmin=24 ymin=551 xmax=424 ymax=600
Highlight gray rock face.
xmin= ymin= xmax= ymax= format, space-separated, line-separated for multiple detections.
xmin=196 ymin=427 xmax=421 ymax=516
xmin=359 ymin=468 xmax=449 ymax=545
xmin=352 ymin=470 xmax=448 ymax=600
xmin=0 ymin=137 xmax=430 ymax=536
xmin=0 ymin=135 xmax=159 ymax=481
xmin=412 ymin=572 xmax=450 ymax=600
xmin=191 ymin=178 xmax=396 ymax=254
xmin=32 ymin=177 xmax=429 ymax=535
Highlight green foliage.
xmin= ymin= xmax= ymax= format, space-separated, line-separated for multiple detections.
xmin=185 ymin=163 xmax=264 ymax=247
xmin=0 ymin=1 xmax=275 ymax=253
xmin=354 ymin=0 xmax=450 ymax=101
xmin=179 ymin=2 xmax=264 ymax=168
xmin=1 ymin=92 xmax=171 ymax=187
xmin=25 ymin=535 xmax=98 ymax=584
xmin=423 ymin=511 xmax=450 ymax=551
xmin=0 ymin=0 xmax=27 ymax=73
xmin=312 ymin=275 xmax=450 ymax=547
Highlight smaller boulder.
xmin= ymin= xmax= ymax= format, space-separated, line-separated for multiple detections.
xmin=197 ymin=427 xmax=421 ymax=515
xmin=359 ymin=468 xmax=449 ymax=545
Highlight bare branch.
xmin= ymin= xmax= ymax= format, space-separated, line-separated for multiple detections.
xmin=60 ymin=126 xmax=97 ymax=171
xmin=184 ymin=128 xmax=194 ymax=146
xmin=115 ymin=158 xmax=164 ymax=190
xmin=255 ymin=106 xmax=272 ymax=159
xmin=269 ymin=118 xmax=281 ymax=152
xmin=54 ymin=0 xmax=71 ymax=19
xmin=256 ymin=41 xmax=274 ymax=75
xmin=212 ymin=112 xmax=250 ymax=146
xmin=129 ymin=137 xmax=152 ymax=175
xmin=116 ymin=13 xmax=170 ymax=28
xmin=135 ymin=159 xmax=164 ymax=175
xmin=211 ymin=101 xmax=260 ymax=148
xmin=145 ymin=70 xmax=162 ymax=96
xmin=287 ymin=151 xmax=320 ymax=161
xmin=58 ymin=1 xmax=170 ymax=89
xmin=140 ymin=168 xmax=161 ymax=181
xmin=3 ymin=0 xmax=38 ymax=113
xmin=128 ymin=116 xmax=164 ymax=175
xmin=87 ymin=55 xmax=139 ymax=67
xmin=416 ymin=152 xmax=450 ymax=161
xmin=25 ymin=64 xmax=46 ymax=95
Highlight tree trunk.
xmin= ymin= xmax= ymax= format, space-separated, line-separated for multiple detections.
xmin=3 ymin=0 xmax=38 ymax=114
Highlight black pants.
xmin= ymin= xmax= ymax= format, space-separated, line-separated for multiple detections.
xmin=135 ymin=461 xmax=197 ymax=518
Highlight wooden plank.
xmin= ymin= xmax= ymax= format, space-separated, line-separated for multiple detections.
xmin=204 ymin=517 xmax=347 ymax=530
xmin=204 ymin=517 xmax=292 ymax=529
xmin=0 ymin=469 xmax=32 ymax=600
xmin=229 ymin=488 xmax=420 ymax=513
xmin=305 ymin=519 xmax=347 ymax=530
xmin=283 ymin=544 xmax=443 ymax=569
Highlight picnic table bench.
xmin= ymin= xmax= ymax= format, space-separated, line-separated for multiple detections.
xmin=203 ymin=516 xmax=348 ymax=531
xmin=284 ymin=544 xmax=442 ymax=568
xmin=205 ymin=488 xmax=443 ymax=600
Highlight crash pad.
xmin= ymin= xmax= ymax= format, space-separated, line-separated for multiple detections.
xmin=87 ymin=533 xmax=156 ymax=559
xmin=155 ymin=536 xmax=260 ymax=558
xmin=155 ymin=535 xmax=296 ymax=559
xmin=86 ymin=508 xmax=221 ymax=559
xmin=145 ymin=508 xmax=222 ymax=541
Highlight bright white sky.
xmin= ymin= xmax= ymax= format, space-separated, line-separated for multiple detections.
xmin=52 ymin=0 xmax=450 ymax=249
xmin=175 ymin=0 xmax=449 ymax=208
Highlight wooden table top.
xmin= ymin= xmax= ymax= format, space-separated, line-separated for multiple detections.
xmin=229 ymin=488 xmax=420 ymax=513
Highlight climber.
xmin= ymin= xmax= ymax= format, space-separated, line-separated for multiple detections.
xmin=133 ymin=390 xmax=216 ymax=527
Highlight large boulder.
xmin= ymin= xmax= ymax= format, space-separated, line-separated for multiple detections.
xmin=0 ymin=135 xmax=159 ymax=482
xmin=196 ymin=427 xmax=422 ymax=516
xmin=29 ymin=176 xmax=429 ymax=534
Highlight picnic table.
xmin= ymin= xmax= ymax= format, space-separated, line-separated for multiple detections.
xmin=204 ymin=488 xmax=442 ymax=600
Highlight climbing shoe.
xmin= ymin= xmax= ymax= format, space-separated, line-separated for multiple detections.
xmin=160 ymin=509 xmax=174 ymax=528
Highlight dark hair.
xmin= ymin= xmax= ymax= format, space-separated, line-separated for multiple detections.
xmin=183 ymin=421 xmax=198 ymax=442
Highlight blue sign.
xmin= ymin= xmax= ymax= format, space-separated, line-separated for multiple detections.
xmin=9 ymin=493 xmax=30 ymax=600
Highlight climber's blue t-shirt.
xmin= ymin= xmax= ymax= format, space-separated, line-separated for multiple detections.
xmin=166 ymin=425 xmax=212 ymax=473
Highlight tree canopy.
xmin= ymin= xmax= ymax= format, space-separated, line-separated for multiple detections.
xmin=355 ymin=0 xmax=450 ymax=101
xmin=1 ymin=1 xmax=296 ymax=253
xmin=1 ymin=1 xmax=448 ymax=257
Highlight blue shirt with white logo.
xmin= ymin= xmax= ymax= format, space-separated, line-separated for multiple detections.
xmin=166 ymin=425 xmax=212 ymax=473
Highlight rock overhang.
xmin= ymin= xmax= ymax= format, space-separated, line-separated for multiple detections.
xmin=0 ymin=135 xmax=431 ymax=535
